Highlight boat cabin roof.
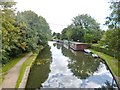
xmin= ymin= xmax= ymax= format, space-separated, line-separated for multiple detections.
xmin=70 ymin=42 xmax=88 ymax=45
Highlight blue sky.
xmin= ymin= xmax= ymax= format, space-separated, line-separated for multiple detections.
xmin=15 ymin=0 xmax=111 ymax=33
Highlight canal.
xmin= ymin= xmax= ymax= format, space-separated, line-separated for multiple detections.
xmin=26 ymin=41 xmax=117 ymax=89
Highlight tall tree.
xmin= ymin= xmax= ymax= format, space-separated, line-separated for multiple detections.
xmin=105 ymin=0 xmax=120 ymax=29
xmin=56 ymin=33 xmax=61 ymax=39
xmin=1 ymin=1 xmax=52 ymax=64
xmin=99 ymin=0 xmax=120 ymax=60
xmin=72 ymin=14 xmax=100 ymax=30
xmin=16 ymin=10 xmax=52 ymax=51
xmin=61 ymin=28 xmax=68 ymax=40
xmin=1 ymin=1 xmax=21 ymax=63
xmin=61 ymin=14 xmax=103 ymax=43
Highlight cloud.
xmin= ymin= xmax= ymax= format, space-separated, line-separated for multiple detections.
xmin=15 ymin=0 xmax=110 ymax=32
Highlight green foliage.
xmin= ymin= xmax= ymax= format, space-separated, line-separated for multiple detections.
xmin=105 ymin=1 xmax=120 ymax=29
xmin=62 ymin=45 xmax=101 ymax=79
xmin=64 ymin=25 xmax=73 ymax=40
xmin=61 ymin=28 xmax=69 ymax=40
xmin=84 ymin=33 xmax=94 ymax=43
xmin=26 ymin=46 xmax=51 ymax=88
xmin=15 ymin=53 xmax=39 ymax=88
xmin=72 ymin=14 xmax=100 ymax=30
xmin=1 ymin=1 xmax=52 ymax=64
xmin=89 ymin=49 xmax=120 ymax=77
xmin=52 ymin=32 xmax=61 ymax=40
xmin=90 ymin=45 xmax=118 ymax=59
xmin=1 ymin=53 xmax=27 ymax=73
xmin=99 ymin=1 xmax=120 ymax=61
xmin=99 ymin=28 xmax=120 ymax=60
xmin=61 ymin=14 xmax=103 ymax=43
xmin=1 ymin=1 xmax=21 ymax=64
xmin=16 ymin=11 xmax=52 ymax=50
xmin=72 ymin=26 xmax=85 ymax=42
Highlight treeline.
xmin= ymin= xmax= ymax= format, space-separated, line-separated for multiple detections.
xmin=55 ymin=1 xmax=119 ymax=60
xmin=61 ymin=14 xmax=104 ymax=43
xmin=52 ymin=14 xmax=104 ymax=43
xmin=1 ymin=1 xmax=52 ymax=64
xmin=99 ymin=1 xmax=120 ymax=60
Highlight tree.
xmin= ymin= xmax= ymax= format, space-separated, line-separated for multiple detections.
xmin=105 ymin=1 xmax=120 ymax=29
xmin=52 ymin=32 xmax=56 ymax=37
xmin=1 ymin=1 xmax=21 ymax=64
xmin=61 ymin=25 xmax=73 ymax=40
xmin=1 ymin=1 xmax=52 ymax=64
xmin=52 ymin=32 xmax=61 ymax=40
xmin=56 ymin=33 xmax=61 ymax=39
xmin=72 ymin=14 xmax=100 ymax=30
xmin=61 ymin=28 xmax=69 ymax=40
xmin=72 ymin=14 xmax=103 ymax=43
xmin=84 ymin=33 xmax=94 ymax=43
xmin=16 ymin=10 xmax=52 ymax=51
xmin=38 ymin=16 xmax=52 ymax=41
xmin=61 ymin=14 xmax=103 ymax=43
xmin=99 ymin=28 xmax=120 ymax=59
xmin=99 ymin=1 xmax=120 ymax=60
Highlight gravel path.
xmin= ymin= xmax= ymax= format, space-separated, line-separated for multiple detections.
xmin=1 ymin=52 xmax=32 ymax=89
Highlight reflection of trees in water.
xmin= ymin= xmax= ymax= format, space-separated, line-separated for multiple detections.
xmin=53 ymin=43 xmax=56 ymax=47
xmin=62 ymin=46 xmax=101 ymax=79
xmin=53 ymin=43 xmax=62 ymax=49
xmin=56 ymin=43 xmax=61 ymax=49
xmin=26 ymin=45 xmax=51 ymax=89
xmin=95 ymin=80 xmax=117 ymax=90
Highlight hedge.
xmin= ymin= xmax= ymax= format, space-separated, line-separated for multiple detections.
xmin=90 ymin=45 xmax=119 ymax=59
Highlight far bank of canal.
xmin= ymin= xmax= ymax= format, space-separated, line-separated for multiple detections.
xmin=26 ymin=41 xmax=118 ymax=89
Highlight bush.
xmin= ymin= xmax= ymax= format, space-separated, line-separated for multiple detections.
xmin=90 ymin=45 xmax=118 ymax=59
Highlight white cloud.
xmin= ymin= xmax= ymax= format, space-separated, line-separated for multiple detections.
xmin=15 ymin=0 xmax=110 ymax=33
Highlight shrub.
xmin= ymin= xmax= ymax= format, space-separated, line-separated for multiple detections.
xmin=90 ymin=45 xmax=119 ymax=59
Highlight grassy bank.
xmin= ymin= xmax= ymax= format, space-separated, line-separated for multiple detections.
xmin=89 ymin=49 xmax=120 ymax=87
xmin=1 ymin=53 xmax=28 ymax=73
xmin=0 ymin=53 xmax=27 ymax=85
xmin=15 ymin=47 xmax=44 ymax=88
xmin=89 ymin=49 xmax=120 ymax=77
xmin=15 ymin=53 xmax=37 ymax=88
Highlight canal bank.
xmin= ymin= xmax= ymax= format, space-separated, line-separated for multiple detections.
xmin=53 ymin=40 xmax=119 ymax=89
xmin=89 ymin=49 xmax=120 ymax=89
xmin=16 ymin=46 xmax=44 ymax=88
xmin=26 ymin=41 xmax=118 ymax=89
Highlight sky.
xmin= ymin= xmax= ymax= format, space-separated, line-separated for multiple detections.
xmin=15 ymin=0 xmax=110 ymax=33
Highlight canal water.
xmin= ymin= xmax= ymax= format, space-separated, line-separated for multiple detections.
xmin=26 ymin=41 xmax=117 ymax=89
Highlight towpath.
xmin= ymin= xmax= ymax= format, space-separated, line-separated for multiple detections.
xmin=0 ymin=52 xmax=32 ymax=89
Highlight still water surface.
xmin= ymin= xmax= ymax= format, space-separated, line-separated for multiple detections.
xmin=26 ymin=41 xmax=117 ymax=88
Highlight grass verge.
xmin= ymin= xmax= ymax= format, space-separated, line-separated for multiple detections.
xmin=15 ymin=46 xmax=43 ymax=88
xmin=0 ymin=53 xmax=27 ymax=86
xmin=1 ymin=53 xmax=27 ymax=73
xmin=0 ymin=76 xmax=2 ymax=86
xmin=89 ymin=49 xmax=120 ymax=88
xmin=15 ymin=53 xmax=37 ymax=88
xmin=89 ymin=49 xmax=120 ymax=77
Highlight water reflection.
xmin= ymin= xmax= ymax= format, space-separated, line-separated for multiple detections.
xmin=62 ymin=46 xmax=101 ymax=79
xmin=97 ymin=80 xmax=117 ymax=90
xmin=53 ymin=43 xmax=61 ymax=49
xmin=26 ymin=45 xmax=51 ymax=88
xmin=26 ymin=41 xmax=117 ymax=89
